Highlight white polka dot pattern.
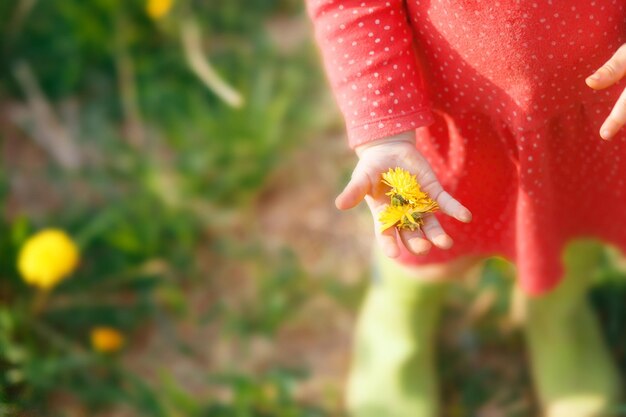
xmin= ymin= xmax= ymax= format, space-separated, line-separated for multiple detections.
xmin=307 ymin=0 xmax=626 ymax=295
xmin=306 ymin=0 xmax=435 ymax=148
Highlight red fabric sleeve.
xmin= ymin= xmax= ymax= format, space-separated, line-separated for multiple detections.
xmin=306 ymin=0 xmax=434 ymax=149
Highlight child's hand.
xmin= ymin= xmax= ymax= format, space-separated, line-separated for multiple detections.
xmin=336 ymin=131 xmax=472 ymax=259
xmin=585 ymin=43 xmax=626 ymax=140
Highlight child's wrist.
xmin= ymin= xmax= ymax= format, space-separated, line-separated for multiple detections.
xmin=355 ymin=131 xmax=416 ymax=158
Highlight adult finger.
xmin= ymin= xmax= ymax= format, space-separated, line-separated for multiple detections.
xmin=335 ymin=165 xmax=371 ymax=210
xmin=586 ymin=43 xmax=626 ymax=90
xmin=421 ymin=214 xmax=454 ymax=249
xmin=599 ymin=87 xmax=626 ymax=140
xmin=398 ymin=227 xmax=432 ymax=256
xmin=365 ymin=195 xmax=400 ymax=258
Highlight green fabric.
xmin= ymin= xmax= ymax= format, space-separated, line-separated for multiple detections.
xmin=346 ymin=248 xmax=447 ymax=417
xmin=522 ymin=239 xmax=622 ymax=417
xmin=347 ymin=239 xmax=622 ymax=417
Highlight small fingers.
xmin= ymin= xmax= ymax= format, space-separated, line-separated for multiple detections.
xmin=366 ymin=196 xmax=400 ymax=258
xmin=399 ymin=228 xmax=432 ymax=256
xmin=421 ymin=214 xmax=453 ymax=249
xmin=599 ymin=87 xmax=626 ymax=140
xmin=378 ymin=224 xmax=401 ymax=258
xmin=586 ymin=43 xmax=626 ymax=90
xmin=335 ymin=167 xmax=371 ymax=210
xmin=415 ymin=166 xmax=472 ymax=223
xmin=419 ymin=173 xmax=472 ymax=222
xmin=436 ymin=190 xmax=472 ymax=222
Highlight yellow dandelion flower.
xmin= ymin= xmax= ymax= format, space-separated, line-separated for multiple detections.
xmin=379 ymin=167 xmax=440 ymax=232
xmin=91 ymin=327 xmax=125 ymax=353
xmin=18 ymin=229 xmax=79 ymax=290
xmin=398 ymin=210 xmax=425 ymax=231
xmin=379 ymin=204 xmax=407 ymax=231
xmin=146 ymin=0 xmax=174 ymax=20
xmin=412 ymin=198 xmax=439 ymax=214
xmin=382 ymin=167 xmax=428 ymax=205
xmin=379 ymin=204 xmax=427 ymax=232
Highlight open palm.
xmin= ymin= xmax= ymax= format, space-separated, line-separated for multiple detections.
xmin=336 ymin=132 xmax=472 ymax=259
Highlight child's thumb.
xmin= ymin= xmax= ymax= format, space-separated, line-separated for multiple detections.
xmin=335 ymin=168 xmax=370 ymax=210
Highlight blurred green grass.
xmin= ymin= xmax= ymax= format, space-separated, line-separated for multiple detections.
xmin=1 ymin=1 xmax=625 ymax=416
xmin=1 ymin=0 xmax=338 ymax=415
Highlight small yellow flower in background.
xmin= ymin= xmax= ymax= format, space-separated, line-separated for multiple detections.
xmin=379 ymin=167 xmax=438 ymax=232
xmin=91 ymin=327 xmax=125 ymax=353
xmin=146 ymin=0 xmax=174 ymax=19
xmin=18 ymin=229 xmax=80 ymax=290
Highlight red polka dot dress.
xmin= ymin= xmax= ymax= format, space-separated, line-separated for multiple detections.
xmin=307 ymin=0 xmax=626 ymax=295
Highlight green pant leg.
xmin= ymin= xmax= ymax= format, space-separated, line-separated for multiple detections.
xmin=522 ymin=238 xmax=622 ymax=417
xmin=346 ymin=247 xmax=449 ymax=417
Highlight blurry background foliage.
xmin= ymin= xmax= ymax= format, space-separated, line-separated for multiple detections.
xmin=1 ymin=0 xmax=626 ymax=416
xmin=0 ymin=0 xmax=338 ymax=415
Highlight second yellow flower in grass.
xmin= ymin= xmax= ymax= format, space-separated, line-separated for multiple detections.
xmin=379 ymin=168 xmax=438 ymax=231
xmin=91 ymin=327 xmax=125 ymax=353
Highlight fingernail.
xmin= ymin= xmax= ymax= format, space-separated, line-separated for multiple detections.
xmin=587 ymin=73 xmax=600 ymax=81
xmin=434 ymin=235 xmax=453 ymax=249
xmin=601 ymin=128 xmax=612 ymax=140
xmin=457 ymin=211 xmax=472 ymax=222
xmin=409 ymin=239 xmax=431 ymax=254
